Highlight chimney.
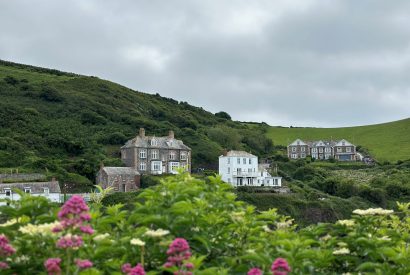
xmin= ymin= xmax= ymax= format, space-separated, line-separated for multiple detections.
xmin=139 ymin=128 xmax=145 ymax=137
xmin=51 ymin=177 xmax=56 ymax=183
xmin=168 ymin=130 xmax=174 ymax=139
xmin=222 ymin=149 xmax=228 ymax=156
xmin=100 ymin=162 xmax=104 ymax=170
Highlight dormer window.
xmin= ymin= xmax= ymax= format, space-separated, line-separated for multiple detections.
xmin=342 ymin=142 xmax=345 ymax=146
xmin=151 ymin=139 xmax=157 ymax=146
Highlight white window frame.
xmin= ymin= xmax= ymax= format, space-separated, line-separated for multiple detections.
xmin=169 ymin=151 xmax=176 ymax=160
xmin=291 ymin=153 xmax=298 ymax=159
xmin=319 ymin=148 xmax=323 ymax=153
xmin=291 ymin=147 xmax=296 ymax=152
xmin=5 ymin=188 xmax=11 ymax=196
xmin=337 ymin=147 xmax=342 ymax=153
xmin=151 ymin=139 xmax=157 ymax=146
xmin=151 ymin=161 xmax=161 ymax=171
xmin=325 ymin=147 xmax=331 ymax=153
xmin=44 ymin=187 xmax=50 ymax=196
xmin=139 ymin=149 xmax=147 ymax=159
xmin=249 ymin=158 xmax=252 ymax=164
xmin=301 ymin=147 xmax=305 ymax=152
xmin=243 ymin=158 xmax=246 ymax=164
xmin=346 ymin=147 xmax=351 ymax=153
xmin=180 ymin=151 xmax=187 ymax=160
xmin=312 ymin=148 xmax=317 ymax=153
xmin=237 ymin=158 xmax=240 ymax=164
xmin=227 ymin=158 xmax=230 ymax=164
xmin=227 ymin=167 xmax=230 ymax=174
xmin=140 ymin=162 xmax=146 ymax=171
xmin=301 ymin=153 xmax=306 ymax=158
xmin=24 ymin=187 xmax=31 ymax=194
xmin=169 ymin=162 xmax=179 ymax=173
xmin=151 ymin=150 xmax=159 ymax=159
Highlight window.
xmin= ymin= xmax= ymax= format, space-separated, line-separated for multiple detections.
xmin=237 ymin=158 xmax=240 ymax=164
xmin=227 ymin=158 xmax=230 ymax=164
xmin=237 ymin=168 xmax=241 ymax=175
xmin=169 ymin=151 xmax=176 ymax=160
xmin=139 ymin=149 xmax=146 ymax=159
xmin=291 ymin=154 xmax=298 ymax=159
xmin=5 ymin=189 xmax=11 ymax=196
xmin=297 ymin=141 xmax=300 ymax=145
xmin=140 ymin=162 xmax=146 ymax=171
xmin=180 ymin=152 xmax=187 ymax=160
xmin=325 ymin=147 xmax=331 ymax=153
xmin=169 ymin=162 xmax=179 ymax=173
xmin=301 ymin=147 xmax=305 ymax=152
xmin=228 ymin=167 xmax=230 ymax=174
xmin=151 ymin=150 xmax=159 ymax=159
xmin=337 ymin=147 xmax=342 ymax=152
xmin=301 ymin=153 xmax=306 ymax=158
xmin=342 ymin=142 xmax=345 ymax=146
xmin=249 ymin=158 xmax=252 ymax=164
xmin=346 ymin=147 xmax=351 ymax=153
xmin=312 ymin=154 xmax=317 ymax=159
xmin=151 ymin=139 xmax=157 ymax=146
xmin=24 ymin=188 xmax=31 ymax=194
xmin=121 ymin=184 xmax=126 ymax=192
xmin=152 ymin=161 xmax=161 ymax=171
xmin=44 ymin=188 xmax=49 ymax=195
xmin=248 ymin=168 xmax=252 ymax=173
xmin=319 ymin=148 xmax=323 ymax=153
xmin=312 ymin=148 xmax=317 ymax=153
xmin=243 ymin=158 xmax=246 ymax=164
xmin=291 ymin=147 xmax=296 ymax=152
xmin=228 ymin=178 xmax=231 ymax=183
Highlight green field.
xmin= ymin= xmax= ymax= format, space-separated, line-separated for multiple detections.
xmin=267 ymin=118 xmax=410 ymax=162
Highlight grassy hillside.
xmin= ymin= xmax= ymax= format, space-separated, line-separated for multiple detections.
xmin=0 ymin=60 xmax=273 ymax=190
xmin=266 ymin=118 xmax=410 ymax=162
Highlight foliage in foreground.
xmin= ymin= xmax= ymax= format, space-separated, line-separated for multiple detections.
xmin=0 ymin=173 xmax=409 ymax=274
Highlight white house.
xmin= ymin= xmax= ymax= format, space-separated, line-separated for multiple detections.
xmin=218 ymin=151 xmax=282 ymax=187
xmin=0 ymin=179 xmax=61 ymax=205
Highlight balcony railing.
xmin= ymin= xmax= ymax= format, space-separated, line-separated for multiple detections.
xmin=232 ymin=171 xmax=258 ymax=177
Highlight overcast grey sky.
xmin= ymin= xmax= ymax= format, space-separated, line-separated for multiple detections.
xmin=1 ymin=0 xmax=409 ymax=127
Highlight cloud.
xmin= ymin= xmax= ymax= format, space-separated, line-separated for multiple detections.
xmin=0 ymin=0 xmax=409 ymax=127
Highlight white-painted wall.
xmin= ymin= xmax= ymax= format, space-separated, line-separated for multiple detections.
xmin=0 ymin=192 xmax=61 ymax=206
xmin=219 ymin=154 xmax=282 ymax=188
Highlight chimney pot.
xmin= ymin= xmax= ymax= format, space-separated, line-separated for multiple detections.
xmin=168 ymin=130 xmax=174 ymax=139
xmin=139 ymin=128 xmax=145 ymax=137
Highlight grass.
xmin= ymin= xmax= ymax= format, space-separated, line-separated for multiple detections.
xmin=266 ymin=118 xmax=410 ymax=162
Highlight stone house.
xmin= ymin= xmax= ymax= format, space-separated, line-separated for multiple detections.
xmin=121 ymin=128 xmax=191 ymax=175
xmin=96 ymin=166 xmax=140 ymax=192
xmin=287 ymin=138 xmax=356 ymax=161
xmin=0 ymin=179 xmax=61 ymax=205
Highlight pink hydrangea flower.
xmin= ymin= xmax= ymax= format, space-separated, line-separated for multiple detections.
xmin=271 ymin=258 xmax=291 ymax=275
xmin=121 ymin=263 xmax=145 ymax=275
xmin=248 ymin=267 xmax=263 ymax=275
xmin=56 ymin=234 xmax=83 ymax=249
xmin=56 ymin=195 xmax=92 ymax=230
xmin=75 ymin=259 xmax=93 ymax=269
xmin=0 ymin=261 xmax=9 ymax=269
xmin=44 ymin=258 xmax=62 ymax=275
xmin=0 ymin=235 xmax=16 ymax=257
xmin=164 ymin=238 xmax=193 ymax=273
xmin=80 ymin=225 xmax=94 ymax=235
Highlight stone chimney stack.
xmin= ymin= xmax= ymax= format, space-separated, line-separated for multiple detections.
xmin=139 ymin=128 xmax=145 ymax=137
xmin=168 ymin=130 xmax=174 ymax=139
xmin=222 ymin=149 xmax=228 ymax=156
xmin=51 ymin=177 xmax=56 ymax=182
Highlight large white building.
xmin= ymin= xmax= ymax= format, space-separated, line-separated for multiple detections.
xmin=218 ymin=151 xmax=282 ymax=187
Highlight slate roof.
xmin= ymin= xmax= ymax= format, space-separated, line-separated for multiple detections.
xmin=225 ymin=150 xmax=256 ymax=157
xmin=0 ymin=181 xmax=61 ymax=194
xmin=121 ymin=136 xmax=191 ymax=151
xmin=100 ymin=167 xmax=140 ymax=176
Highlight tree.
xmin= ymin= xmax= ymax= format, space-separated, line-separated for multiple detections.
xmin=215 ymin=111 xmax=231 ymax=120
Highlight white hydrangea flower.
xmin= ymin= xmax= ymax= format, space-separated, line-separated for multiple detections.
xmin=352 ymin=208 xmax=393 ymax=216
xmin=0 ymin=218 xmax=18 ymax=227
xmin=337 ymin=219 xmax=355 ymax=227
xmin=144 ymin=228 xmax=170 ymax=238
xmin=130 ymin=238 xmax=145 ymax=246
xmin=333 ymin=248 xmax=350 ymax=255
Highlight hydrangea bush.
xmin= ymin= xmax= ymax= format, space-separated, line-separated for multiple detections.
xmin=0 ymin=172 xmax=409 ymax=274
